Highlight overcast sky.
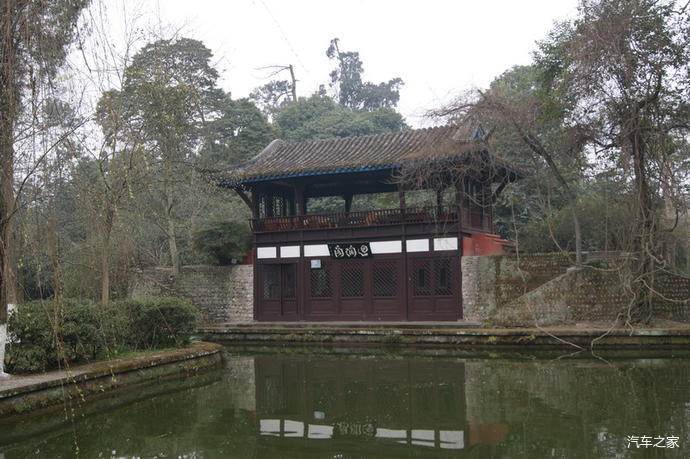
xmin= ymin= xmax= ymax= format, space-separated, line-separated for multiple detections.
xmin=100 ymin=0 xmax=580 ymax=127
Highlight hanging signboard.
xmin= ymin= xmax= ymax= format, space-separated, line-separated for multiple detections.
xmin=328 ymin=242 xmax=372 ymax=259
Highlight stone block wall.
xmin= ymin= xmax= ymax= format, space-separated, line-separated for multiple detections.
xmin=462 ymin=253 xmax=690 ymax=326
xmin=128 ymin=255 xmax=689 ymax=328
xmin=461 ymin=253 xmax=573 ymax=322
xmin=130 ymin=265 xmax=254 ymax=326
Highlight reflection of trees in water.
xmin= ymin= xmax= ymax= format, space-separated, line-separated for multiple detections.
xmin=465 ymin=359 xmax=690 ymax=457
xmin=1 ymin=353 xmax=689 ymax=458
xmin=0 ymin=370 xmax=258 ymax=458
xmin=255 ymin=355 xmax=468 ymax=456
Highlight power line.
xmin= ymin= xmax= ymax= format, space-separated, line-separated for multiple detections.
xmin=257 ymin=0 xmax=310 ymax=76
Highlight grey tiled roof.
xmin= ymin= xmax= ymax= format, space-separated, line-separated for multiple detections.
xmin=217 ymin=125 xmax=525 ymax=186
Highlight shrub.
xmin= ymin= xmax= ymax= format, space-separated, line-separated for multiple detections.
xmin=6 ymin=299 xmax=102 ymax=373
xmin=5 ymin=297 xmax=198 ymax=373
xmin=117 ymin=297 xmax=199 ymax=349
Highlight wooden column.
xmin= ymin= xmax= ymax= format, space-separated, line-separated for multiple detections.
xmin=398 ymin=188 xmax=406 ymax=215
xmin=344 ymin=193 xmax=353 ymax=214
xmin=483 ymin=183 xmax=492 ymax=231
xmin=251 ymin=189 xmax=260 ymax=219
xmin=265 ymin=192 xmax=274 ymax=217
xmin=295 ymin=184 xmax=306 ymax=216
xmin=455 ymin=182 xmax=463 ymax=227
xmin=455 ymin=182 xmax=465 ymax=318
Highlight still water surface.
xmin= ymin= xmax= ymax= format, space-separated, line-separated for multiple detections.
xmin=1 ymin=347 xmax=689 ymax=458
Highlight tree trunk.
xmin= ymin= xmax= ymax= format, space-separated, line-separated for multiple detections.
xmin=100 ymin=232 xmax=111 ymax=305
xmin=662 ymin=180 xmax=676 ymax=268
xmin=0 ymin=48 xmax=16 ymax=375
xmin=1 ymin=2 xmax=19 ymax=376
xmin=164 ymin=162 xmax=180 ymax=274
xmin=628 ymin=126 xmax=656 ymax=323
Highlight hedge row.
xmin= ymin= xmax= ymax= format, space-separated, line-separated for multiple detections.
xmin=5 ymin=297 xmax=198 ymax=373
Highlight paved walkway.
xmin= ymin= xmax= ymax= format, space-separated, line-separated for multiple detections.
xmin=0 ymin=342 xmax=222 ymax=401
xmin=0 ymin=367 xmax=89 ymax=394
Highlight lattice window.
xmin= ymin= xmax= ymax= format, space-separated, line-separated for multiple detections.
xmin=262 ymin=264 xmax=281 ymax=299
xmin=310 ymin=266 xmax=332 ymax=297
xmin=341 ymin=263 xmax=364 ymax=297
xmin=283 ymin=264 xmax=296 ymax=299
xmin=373 ymin=262 xmax=397 ymax=297
xmin=412 ymin=260 xmax=432 ymax=296
xmin=435 ymin=258 xmax=453 ymax=296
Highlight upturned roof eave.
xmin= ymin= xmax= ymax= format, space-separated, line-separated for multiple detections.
xmin=218 ymin=154 xmax=526 ymax=188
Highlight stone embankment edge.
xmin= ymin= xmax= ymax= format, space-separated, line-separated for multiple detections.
xmin=0 ymin=342 xmax=223 ymax=417
xmin=197 ymin=327 xmax=690 ymax=348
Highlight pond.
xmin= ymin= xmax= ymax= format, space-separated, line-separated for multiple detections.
xmin=0 ymin=346 xmax=689 ymax=458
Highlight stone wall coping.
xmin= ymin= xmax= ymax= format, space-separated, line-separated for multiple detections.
xmin=0 ymin=342 xmax=222 ymax=401
xmin=199 ymin=326 xmax=690 ymax=348
xmin=199 ymin=326 xmax=690 ymax=337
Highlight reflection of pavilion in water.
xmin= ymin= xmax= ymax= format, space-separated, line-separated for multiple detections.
xmin=228 ymin=354 xmax=508 ymax=454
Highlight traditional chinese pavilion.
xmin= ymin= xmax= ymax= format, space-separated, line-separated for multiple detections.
xmin=217 ymin=125 xmax=524 ymax=321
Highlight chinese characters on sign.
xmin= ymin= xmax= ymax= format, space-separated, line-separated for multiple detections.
xmin=626 ymin=435 xmax=679 ymax=449
xmin=328 ymin=243 xmax=372 ymax=259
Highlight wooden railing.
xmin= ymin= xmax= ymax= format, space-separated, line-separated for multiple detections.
xmin=251 ymin=206 xmax=459 ymax=233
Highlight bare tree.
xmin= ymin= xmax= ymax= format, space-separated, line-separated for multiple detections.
xmin=1 ymin=0 xmax=90 ymax=375
xmin=432 ymin=73 xmax=587 ymax=264
xmin=556 ymin=0 xmax=690 ymax=321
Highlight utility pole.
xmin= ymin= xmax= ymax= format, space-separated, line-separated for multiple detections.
xmin=257 ymin=64 xmax=298 ymax=101
xmin=288 ymin=64 xmax=297 ymax=101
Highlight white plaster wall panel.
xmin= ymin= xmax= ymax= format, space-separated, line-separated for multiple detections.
xmin=370 ymin=240 xmax=403 ymax=254
xmin=304 ymin=244 xmax=330 ymax=257
xmin=280 ymin=246 xmax=300 ymax=258
xmin=376 ymin=428 xmax=407 ymax=439
xmin=260 ymin=419 xmax=281 ymax=436
xmin=308 ymin=424 xmax=334 ymax=439
xmin=433 ymin=237 xmax=458 ymax=251
xmin=283 ymin=420 xmax=305 ymax=437
xmin=256 ymin=247 xmax=277 ymax=259
xmin=0 ymin=322 xmax=7 ymax=376
xmin=406 ymin=239 xmax=430 ymax=252
xmin=440 ymin=430 xmax=465 ymax=449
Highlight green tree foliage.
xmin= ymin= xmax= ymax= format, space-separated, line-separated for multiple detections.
xmin=275 ymin=94 xmax=406 ymax=143
xmin=111 ymin=37 xmax=225 ymax=274
xmin=192 ymin=221 xmax=251 ymax=265
xmin=249 ymin=79 xmax=294 ymax=119
xmin=326 ymin=38 xmax=404 ymax=110
xmin=120 ymin=37 xmax=222 ymax=150
xmin=200 ymin=97 xmax=276 ymax=167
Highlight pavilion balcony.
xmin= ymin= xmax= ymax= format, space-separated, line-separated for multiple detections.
xmin=250 ymin=205 xmax=464 ymax=233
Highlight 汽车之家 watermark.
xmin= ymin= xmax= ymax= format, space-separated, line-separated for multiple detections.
xmin=626 ymin=436 xmax=679 ymax=448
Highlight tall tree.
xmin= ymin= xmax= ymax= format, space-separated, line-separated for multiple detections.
xmin=275 ymin=94 xmax=406 ymax=143
xmin=448 ymin=63 xmax=587 ymax=264
xmin=542 ymin=0 xmax=690 ymax=320
xmin=200 ymin=96 xmax=276 ymax=167
xmin=117 ymin=37 xmax=221 ymax=274
xmin=326 ymin=38 xmax=404 ymax=111
xmin=1 ymin=0 xmax=90 ymax=375
xmin=249 ymin=79 xmax=294 ymax=119
xmin=249 ymin=64 xmax=297 ymax=119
